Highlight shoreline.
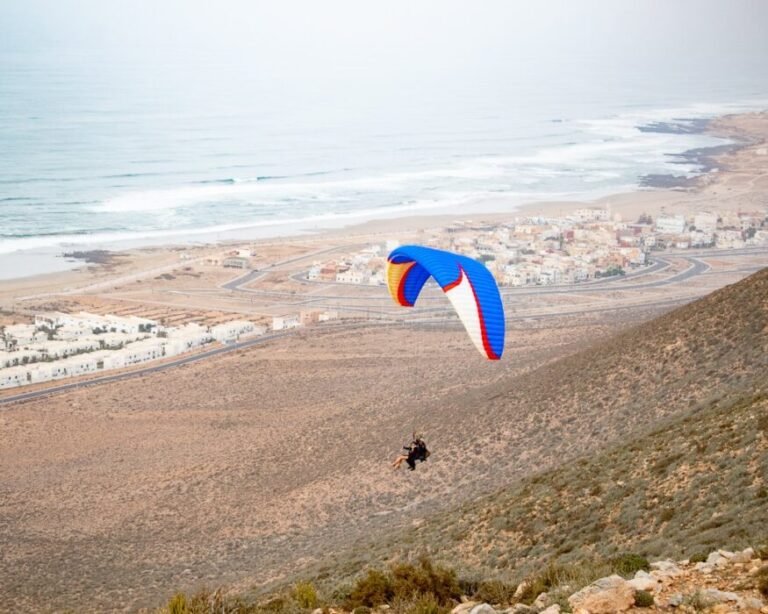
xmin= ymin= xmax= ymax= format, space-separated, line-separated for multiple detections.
xmin=1 ymin=110 xmax=766 ymax=296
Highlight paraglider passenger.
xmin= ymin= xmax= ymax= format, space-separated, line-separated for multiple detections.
xmin=392 ymin=435 xmax=430 ymax=471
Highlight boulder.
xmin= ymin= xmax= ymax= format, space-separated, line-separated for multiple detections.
xmin=628 ymin=575 xmax=659 ymax=592
xmin=649 ymin=560 xmax=683 ymax=583
xmin=501 ymin=605 xmax=536 ymax=614
xmin=706 ymin=551 xmax=728 ymax=567
xmin=700 ymin=588 xmax=740 ymax=603
xmin=742 ymin=597 xmax=765 ymax=612
xmin=539 ymin=606 xmax=561 ymax=614
xmin=568 ymin=575 xmax=635 ymax=614
xmin=532 ymin=592 xmax=552 ymax=609
xmin=513 ymin=582 xmax=529 ymax=599
xmin=694 ymin=561 xmax=715 ymax=574
xmin=469 ymin=604 xmax=497 ymax=614
xmin=650 ymin=560 xmax=681 ymax=574
xmin=451 ymin=602 xmax=478 ymax=614
xmin=666 ymin=593 xmax=684 ymax=607
xmin=731 ymin=547 xmax=756 ymax=564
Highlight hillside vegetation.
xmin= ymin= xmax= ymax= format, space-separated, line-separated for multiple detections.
xmin=151 ymin=268 xmax=768 ymax=613
xmin=451 ymin=266 xmax=768 ymax=487
xmin=325 ymin=390 xmax=767 ymax=584
xmin=154 ymin=390 xmax=768 ymax=612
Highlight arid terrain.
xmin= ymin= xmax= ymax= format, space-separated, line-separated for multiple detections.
xmin=1 ymin=113 xmax=768 ymax=613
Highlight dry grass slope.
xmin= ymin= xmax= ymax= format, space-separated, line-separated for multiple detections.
xmin=281 ymin=267 xmax=768 ymax=590
xmin=450 ymin=266 xmax=768 ymax=489
xmin=342 ymin=391 xmax=768 ymax=583
xmin=155 ymin=389 xmax=768 ymax=613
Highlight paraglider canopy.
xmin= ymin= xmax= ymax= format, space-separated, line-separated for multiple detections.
xmin=386 ymin=245 xmax=505 ymax=360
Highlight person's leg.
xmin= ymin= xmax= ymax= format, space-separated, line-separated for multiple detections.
xmin=392 ymin=455 xmax=406 ymax=469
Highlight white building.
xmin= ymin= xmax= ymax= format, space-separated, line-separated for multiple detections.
xmin=162 ymin=324 xmax=213 ymax=356
xmin=27 ymin=364 xmax=53 ymax=384
xmin=318 ymin=311 xmax=339 ymax=323
xmin=57 ymin=354 xmax=98 ymax=377
xmin=656 ymin=215 xmax=686 ymax=235
xmin=336 ymin=269 xmax=368 ymax=284
xmin=272 ymin=315 xmax=301 ymax=331
xmin=121 ymin=338 xmax=166 ymax=366
xmin=574 ymin=208 xmax=609 ymax=221
xmin=0 ymin=366 xmax=29 ymax=389
xmin=3 ymin=324 xmax=41 ymax=345
xmin=0 ymin=349 xmax=43 ymax=368
xmin=26 ymin=339 xmax=99 ymax=360
xmin=716 ymin=230 xmax=746 ymax=249
xmin=210 ymin=320 xmax=259 ymax=342
xmin=694 ymin=212 xmax=718 ymax=234
xmin=89 ymin=350 xmax=127 ymax=370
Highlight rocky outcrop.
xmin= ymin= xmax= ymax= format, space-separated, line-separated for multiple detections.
xmin=567 ymin=575 xmax=635 ymax=613
xmin=450 ymin=547 xmax=766 ymax=614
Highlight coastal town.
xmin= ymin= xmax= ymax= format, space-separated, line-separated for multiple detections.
xmin=0 ymin=312 xmax=262 ymax=389
xmin=304 ymin=205 xmax=768 ymax=288
xmin=1 ymin=204 xmax=766 ymax=391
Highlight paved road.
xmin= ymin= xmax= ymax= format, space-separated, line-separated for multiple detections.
xmin=221 ymin=243 xmax=364 ymax=291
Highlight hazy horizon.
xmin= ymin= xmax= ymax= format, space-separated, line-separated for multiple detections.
xmin=2 ymin=1 xmax=768 ymax=275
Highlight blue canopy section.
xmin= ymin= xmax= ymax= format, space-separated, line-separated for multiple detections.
xmin=387 ymin=245 xmax=505 ymax=359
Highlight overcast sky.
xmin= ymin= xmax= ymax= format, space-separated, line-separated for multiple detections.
xmin=2 ymin=0 xmax=767 ymax=118
xmin=3 ymin=0 xmax=768 ymax=71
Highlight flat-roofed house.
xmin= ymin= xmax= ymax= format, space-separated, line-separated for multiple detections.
xmin=0 ymin=349 xmax=43 ymax=368
xmin=0 ymin=366 xmax=29 ymax=389
xmin=122 ymin=338 xmax=166 ymax=365
xmin=58 ymin=354 xmax=98 ymax=377
xmin=210 ymin=320 xmax=259 ymax=342
xmin=272 ymin=315 xmax=300 ymax=331
xmin=223 ymin=256 xmax=250 ymax=269
xmin=4 ymin=324 xmax=39 ymax=345
xmin=27 ymin=364 xmax=53 ymax=384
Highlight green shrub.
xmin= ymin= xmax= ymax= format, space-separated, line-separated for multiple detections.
xmin=516 ymin=563 xmax=564 ymax=604
xmin=167 ymin=593 xmax=188 ymax=614
xmin=346 ymin=558 xmax=460 ymax=609
xmin=609 ymin=553 xmax=650 ymax=577
xmin=634 ymin=590 xmax=654 ymax=608
xmin=660 ymin=508 xmax=675 ymax=522
xmin=261 ymin=596 xmax=288 ymax=612
xmin=683 ymin=590 xmax=713 ymax=611
xmin=390 ymin=558 xmax=461 ymax=605
xmin=689 ymin=551 xmax=708 ymax=564
xmin=294 ymin=582 xmax=319 ymax=609
xmin=163 ymin=589 xmax=225 ymax=614
xmin=348 ymin=569 xmax=393 ymax=607
xmin=406 ymin=593 xmax=444 ymax=614
xmin=471 ymin=579 xmax=517 ymax=605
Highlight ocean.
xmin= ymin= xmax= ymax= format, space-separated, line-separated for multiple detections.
xmin=1 ymin=49 xmax=767 ymax=279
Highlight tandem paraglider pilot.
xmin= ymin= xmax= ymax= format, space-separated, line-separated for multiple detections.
xmin=392 ymin=434 xmax=430 ymax=471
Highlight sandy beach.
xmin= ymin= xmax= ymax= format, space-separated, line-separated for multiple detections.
xmin=3 ymin=111 xmax=766 ymax=307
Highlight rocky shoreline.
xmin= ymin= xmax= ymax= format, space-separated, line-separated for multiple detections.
xmin=637 ymin=118 xmax=742 ymax=189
